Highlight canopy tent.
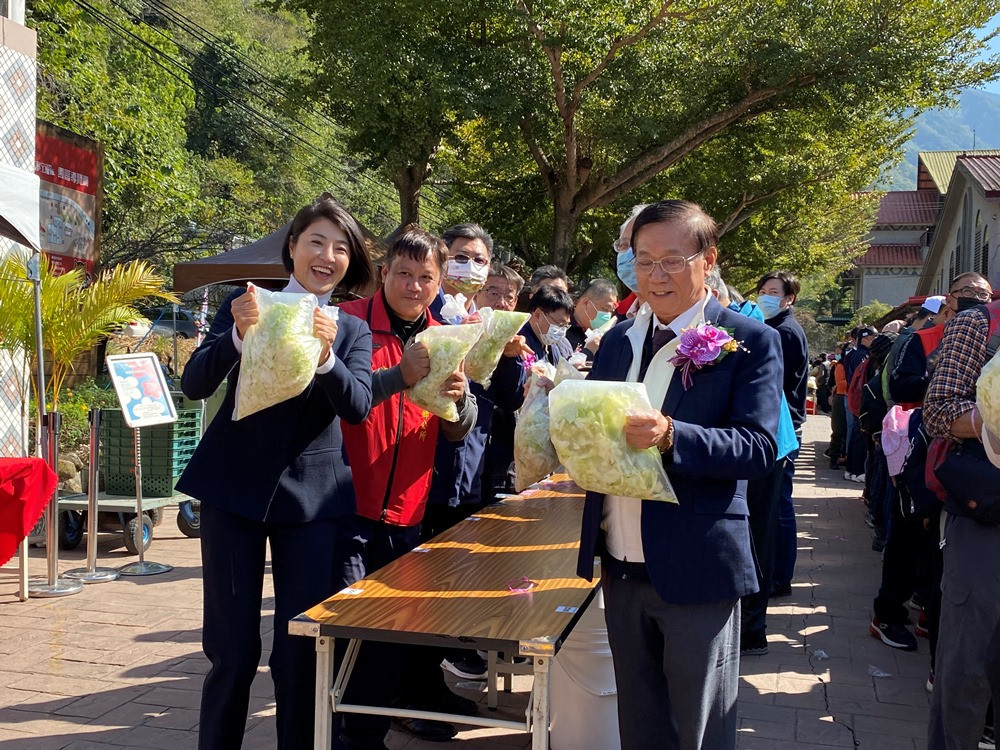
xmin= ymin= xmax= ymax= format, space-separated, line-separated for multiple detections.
xmin=0 ymin=164 xmax=41 ymax=251
xmin=172 ymin=220 xmax=386 ymax=294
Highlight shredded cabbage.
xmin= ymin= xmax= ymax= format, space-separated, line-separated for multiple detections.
xmin=549 ymin=380 xmax=677 ymax=502
xmin=554 ymin=358 xmax=585 ymax=386
xmin=514 ymin=363 xmax=559 ymax=491
xmin=408 ymin=323 xmax=483 ymax=421
xmin=465 ymin=308 xmax=531 ymax=386
xmin=235 ymin=287 xmax=321 ymax=420
xmin=977 ymin=349 xmax=1000 ymax=438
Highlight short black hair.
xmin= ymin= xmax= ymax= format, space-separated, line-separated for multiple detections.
xmin=756 ymin=270 xmax=801 ymax=299
xmin=528 ymin=265 xmax=570 ymax=292
xmin=442 ymin=223 xmax=494 ymax=256
xmin=631 ymin=200 xmax=718 ymax=256
xmin=488 ymin=263 xmax=524 ymax=294
xmin=282 ymin=194 xmax=374 ymax=293
xmin=580 ymin=278 xmax=617 ymax=300
xmin=527 ymin=285 xmax=574 ymax=316
xmin=384 ymin=227 xmax=448 ymax=273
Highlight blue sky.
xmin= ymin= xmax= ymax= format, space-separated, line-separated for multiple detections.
xmin=978 ymin=13 xmax=1000 ymax=94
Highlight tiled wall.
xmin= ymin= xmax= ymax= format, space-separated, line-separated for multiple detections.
xmin=0 ymin=17 xmax=36 ymax=457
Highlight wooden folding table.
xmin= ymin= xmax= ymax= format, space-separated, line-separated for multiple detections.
xmin=290 ymin=477 xmax=599 ymax=750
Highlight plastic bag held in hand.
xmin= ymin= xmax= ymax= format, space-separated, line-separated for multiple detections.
xmin=554 ymin=358 xmax=585 ymax=385
xmin=514 ymin=363 xmax=559 ymax=491
xmin=549 ymin=380 xmax=677 ymax=502
xmin=408 ymin=323 xmax=483 ymax=422
xmin=465 ymin=307 xmax=531 ymax=386
xmin=439 ymin=294 xmax=469 ymax=323
xmin=234 ymin=284 xmax=321 ymax=420
xmin=977 ymin=349 xmax=1000 ymax=438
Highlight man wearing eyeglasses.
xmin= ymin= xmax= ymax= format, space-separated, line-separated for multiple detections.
xmin=577 ymin=200 xmax=782 ymax=750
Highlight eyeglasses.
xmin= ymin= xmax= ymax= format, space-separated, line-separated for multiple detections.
xmin=483 ymin=287 xmax=517 ymax=305
xmin=950 ymin=286 xmax=992 ymax=302
xmin=451 ymin=253 xmax=489 ymax=267
xmin=634 ymin=252 xmax=701 ymax=276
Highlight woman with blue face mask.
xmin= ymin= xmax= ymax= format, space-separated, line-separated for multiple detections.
xmin=518 ymin=284 xmax=575 ymax=366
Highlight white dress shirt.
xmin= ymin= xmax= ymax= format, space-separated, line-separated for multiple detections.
xmin=231 ymin=275 xmax=337 ymax=374
xmin=601 ymin=290 xmax=710 ymax=563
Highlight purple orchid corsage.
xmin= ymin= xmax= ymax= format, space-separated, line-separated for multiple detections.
xmin=668 ymin=323 xmax=744 ymax=389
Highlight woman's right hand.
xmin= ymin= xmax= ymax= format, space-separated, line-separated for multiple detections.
xmin=232 ymin=288 xmax=259 ymax=340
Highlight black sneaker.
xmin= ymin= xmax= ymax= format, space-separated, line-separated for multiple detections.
xmin=442 ymin=652 xmax=488 ymax=680
xmin=740 ymin=634 xmax=768 ymax=656
xmin=980 ymin=725 xmax=996 ymax=750
xmin=391 ymin=718 xmax=457 ymax=742
xmin=869 ymin=617 xmax=918 ymax=651
xmin=408 ymin=689 xmax=478 ymax=717
xmin=769 ymin=583 xmax=792 ymax=598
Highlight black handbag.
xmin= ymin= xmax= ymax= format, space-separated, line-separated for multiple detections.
xmin=934 ymin=438 xmax=1000 ymax=526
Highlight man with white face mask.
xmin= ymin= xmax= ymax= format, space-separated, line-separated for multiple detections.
xmin=519 ymin=285 xmax=575 ymax=365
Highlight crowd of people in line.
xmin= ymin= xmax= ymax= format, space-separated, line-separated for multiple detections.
xmin=811 ymin=273 xmax=999 ymax=749
xmin=174 ymin=193 xmax=999 ymax=750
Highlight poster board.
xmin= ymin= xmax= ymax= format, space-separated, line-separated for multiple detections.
xmin=105 ymin=353 xmax=177 ymax=429
xmin=35 ymin=121 xmax=103 ymax=278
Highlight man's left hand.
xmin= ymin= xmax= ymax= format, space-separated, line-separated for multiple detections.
xmin=624 ymin=412 xmax=671 ymax=450
xmin=440 ymin=370 xmax=467 ymax=403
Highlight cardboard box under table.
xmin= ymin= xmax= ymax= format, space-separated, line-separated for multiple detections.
xmin=290 ymin=476 xmax=599 ymax=750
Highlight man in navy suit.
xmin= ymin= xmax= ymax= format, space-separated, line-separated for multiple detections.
xmin=577 ymin=200 xmax=782 ymax=750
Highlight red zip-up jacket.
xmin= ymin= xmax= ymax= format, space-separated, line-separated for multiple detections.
xmin=339 ymin=291 xmax=442 ymax=526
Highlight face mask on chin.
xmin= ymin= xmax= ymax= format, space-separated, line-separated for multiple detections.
xmin=955 ymin=296 xmax=986 ymax=313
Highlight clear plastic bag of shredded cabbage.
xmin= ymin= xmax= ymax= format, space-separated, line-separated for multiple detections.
xmin=514 ymin=363 xmax=559 ymax=491
xmin=465 ymin=307 xmax=531 ymax=386
xmin=234 ymin=285 xmax=321 ymax=420
xmin=408 ymin=323 xmax=483 ymax=422
xmin=977 ymin=348 xmax=1000 ymax=438
xmin=549 ymin=380 xmax=677 ymax=502
xmin=554 ymin=358 xmax=585 ymax=386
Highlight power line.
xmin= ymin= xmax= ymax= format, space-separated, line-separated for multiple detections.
xmin=133 ymin=0 xmax=453 ymax=227
xmin=69 ymin=0 xmax=406 ymax=229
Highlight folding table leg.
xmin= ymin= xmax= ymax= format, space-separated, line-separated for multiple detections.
xmin=530 ymin=656 xmax=550 ymax=750
xmin=314 ymin=637 xmax=334 ymax=750
xmin=487 ymin=650 xmax=498 ymax=709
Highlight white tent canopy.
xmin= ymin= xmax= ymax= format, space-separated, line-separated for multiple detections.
xmin=0 ymin=164 xmax=41 ymax=251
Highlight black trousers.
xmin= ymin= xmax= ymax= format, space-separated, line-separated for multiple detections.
xmin=740 ymin=459 xmax=785 ymax=641
xmin=339 ymin=517 xmax=453 ymax=747
xmin=873 ymin=481 xmax=931 ymax=627
xmin=198 ymin=503 xmax=351 ymax=750
xmin=829 ymin=394 xmax=846 ymax=463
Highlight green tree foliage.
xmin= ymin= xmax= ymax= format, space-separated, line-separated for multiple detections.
xmin=849 ymin=300 xmax=894 ymax=331
xmin=289 ymin=0 xmax=1000 ymax=284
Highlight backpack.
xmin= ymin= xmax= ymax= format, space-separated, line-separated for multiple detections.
xmin=860 ymin=366 xmax=889 ymax=436
xmin=847 ymin=355 xmax=869 ymax=417
xmin=897 ymin=410 xmax=940 ymax=521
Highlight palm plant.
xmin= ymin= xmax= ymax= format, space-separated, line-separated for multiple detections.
xmin=0 ymin=250 xmax=176 ymax=410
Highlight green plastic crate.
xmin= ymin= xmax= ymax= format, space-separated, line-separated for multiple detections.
xmin=104 ymin=471 xmax=183 ymax=498
xmin=99 ymin=408 xmax=202 ymax=496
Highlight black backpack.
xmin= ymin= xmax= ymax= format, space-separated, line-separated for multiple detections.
xmin=897 ymin=409 xmax=941 ymax=521
xmin=859 ymin=365 xmax=888 ymax=437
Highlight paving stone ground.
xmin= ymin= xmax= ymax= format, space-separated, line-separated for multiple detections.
xmin=0 ymin=414 xmax=933 ymax=749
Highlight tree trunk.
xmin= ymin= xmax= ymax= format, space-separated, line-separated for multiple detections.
xmin=549 ymin=203 xmax=579 ymax=271
xmin=391 ymin=163 xmax=425 ymax=230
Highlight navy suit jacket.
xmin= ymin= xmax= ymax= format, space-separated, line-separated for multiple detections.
xmin=576 ymin=295 xmax=782 ymax=605
xmin=176 ymin=289 xmax=373 ymax=524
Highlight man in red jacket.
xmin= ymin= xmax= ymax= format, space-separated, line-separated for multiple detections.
xmin=339 ymin=227 xmax=478 ymax=749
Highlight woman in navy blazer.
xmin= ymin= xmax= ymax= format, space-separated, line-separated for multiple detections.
xmin=177 ymin=196 xmax=374 ymax=750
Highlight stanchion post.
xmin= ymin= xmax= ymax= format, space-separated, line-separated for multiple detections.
xmin=65 ymin=408 xmax=119 ymax=583
xmin=28 ymin=411 xmax=82 ymax=597
xmin=118 ymin=426 xmax=171 ymax=576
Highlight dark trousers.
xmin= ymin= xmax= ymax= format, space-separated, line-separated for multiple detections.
xmin=873 ymin=477 xmax=930 ymax=627
xmin=741 ymin=459 xmax=784 ymax=640
xmin=339 ymin=517 xmax=452 ymax=747
xmin=773 ymin=446 xmax=799 ymax=588
xmin=602 ymin=570 xmax=740 ymax=750
xmin=845 ymin=411 xmax=866 ymax=476
xmin=830 ymin=394 xmax=847 ymax=462
xmin=198 ymin=503 xmax=351 ymax=750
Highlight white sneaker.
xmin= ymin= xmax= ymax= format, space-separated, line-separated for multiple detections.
xmin=844 ymin=471 xmax=853 ymax=481
xmin=851 ymin=473 xmax=866 ymax=483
